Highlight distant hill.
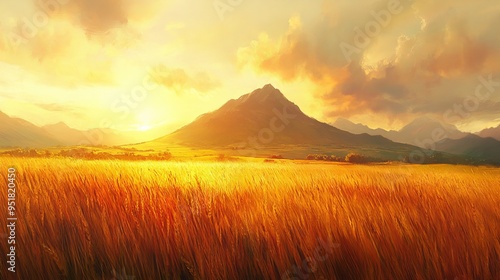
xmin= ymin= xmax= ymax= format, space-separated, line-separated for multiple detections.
xmin=0 ymin=111 xmax=176 ymax=148
xmin=154 ymin=84 xmax=424 ymax=160
xmin=0 ymin=111 xmax=61 ymax=148
xmin=42 ymin=122 xmax=91 ymax=146
xmin=332 ymin=118 xmax=398 ymax=140
xmin=435 ymin=134 xmax=500 ymax=164
xmin=332 ymin=116 xmax=500 ymax=164
xmin=333 ymin=116 xmax=467 ymax=147
xmin=42 ymin=122 xmax=141 ymax=146
xmin=477 ymin=125 xmax=500 ymax=141
xmin=397 ymin=116 xmax=467 ymax=145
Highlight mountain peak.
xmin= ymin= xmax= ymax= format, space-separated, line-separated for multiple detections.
xmin=156 ymin=85 xmax=412 ymax=153
xmin=262 ymin=83 xmax=276 ymax=90
xmin=401 ymin=116 xmax=460 ymax=133
xmin=43 ymin=122 xmax=77 ymax=133
xmin=333 ymin=117 xmax=355 ymax=126
xmin=478 ymin=124 xmax=500 ymax=141
xmin=252 ymin=83 xmax=281 ymax=95
xmin=215 ymin=84 xmax=290 ymax=112
xmin=44 ymin=121 xmax=70 ymax=128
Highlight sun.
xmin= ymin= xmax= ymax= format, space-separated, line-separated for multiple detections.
xmin=138 ymin=124 xmax=152 ymax=131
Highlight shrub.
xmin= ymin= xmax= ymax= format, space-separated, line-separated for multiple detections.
xmin=345 ymin=153 xmax=367 ymax=163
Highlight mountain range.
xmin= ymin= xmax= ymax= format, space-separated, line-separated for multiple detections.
xmin=157 ymin=84 xmax=412 ymax=149
xmin=478 ymin=124 xmax=500 ymax=141
xmin=152 ymin=84 xmax=499 ymax=163
xmin=0 ymin=112 xmax=174 ymax=148
xmin=1 ymin=84 xmax=500 ymax=164
xmin=333 ymin=117 xmax=500 ymax=163
xmin=333 ymin=116 xmax=468 ymax=145
xmin=0 ymin=111 xmax=62 ymax=148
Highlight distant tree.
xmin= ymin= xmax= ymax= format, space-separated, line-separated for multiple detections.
xmin=329 ymin=155 xmax=343 ymax=162
xmin=159 ymin=151 xmax=172 ymax=160
xmin=306 ymin=154 xmax=344 ymax=162
xmin=345 ymin=153 xmax=367 ymax=163
xmin=28 ymin=149 xmax=39 ymax=157
xmin=306 ymin=154 xmax=317 ymax=160
xmin=318 ymin=155 xmax=328 ymax=161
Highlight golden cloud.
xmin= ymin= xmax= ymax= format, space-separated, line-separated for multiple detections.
xmin=237 ymin=0 xmax=500 ymax=124
xmin=151 ymin=65 xmax=221 ymax=95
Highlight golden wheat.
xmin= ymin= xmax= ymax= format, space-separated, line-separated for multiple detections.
xmin=0 ymin=157 xmax=499 ymax=279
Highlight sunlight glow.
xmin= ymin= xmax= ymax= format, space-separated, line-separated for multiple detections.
xmin=138 ymin=124 xmax=152 ymax=131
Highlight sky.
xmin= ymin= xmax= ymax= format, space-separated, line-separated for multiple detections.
xmin=0 ymin=0 xmax=499 ymax=133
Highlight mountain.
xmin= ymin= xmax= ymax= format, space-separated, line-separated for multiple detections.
xmin=42 ymin=122 xmax=178 ymax=147
xmin=477 ymin=125 xmax=500 ymax=141
xmin=397 ymin=116 xmax=467 ymax=145
xmin=0 ymin=111 xmax=62 ymax=148
xmin=333 ymin=116 xmax=467 ymax=147
xmin=43 ymin=122 xmax=91 ymax=146
xmin=435 ymin=134 xmax=500 ymax=164
xmin=332 ymin=115 xmax=500 ymax=164
xmin=42 ymin=122 xmax=138 ymax=146
xmin=332 ymin=118 xmax=398 ymax=140
xmin=0 ymin=112 xmax=177 ymax=148
xmin=155 ymin=84 xmax=422 ymax=160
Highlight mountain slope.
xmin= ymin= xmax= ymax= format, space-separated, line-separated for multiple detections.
xmin=43 ymin=122 xmax=90 ymax=146
xmin=43 ymin=121 xmax=179 ymax=146
xmin=0 ymin=111 xmax=61 ymax=148
xmin=155 ymin=85 xmax=422 ymax=159
xmin=397 ymin=116 xmax=467 ymax=145
xmin=0 ymin=112 xmax=176 ymax=148
xmin=333 ymin=116 xmax=467 ymax=147
xmin=478 ymin=125 xmax=500 ymax=141
xmin=331 ymin=115 xmax=500 ymax=163
xmin=435 ymin=134 xmax=500 ymax=164
xmin=42 ymin=122 xmax=137 ymax=146
xmin=332 ymin=118 xmax=399 ymax=140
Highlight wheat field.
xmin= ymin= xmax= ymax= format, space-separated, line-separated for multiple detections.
xmin=0 ymin=157 xmax=499 ymax=279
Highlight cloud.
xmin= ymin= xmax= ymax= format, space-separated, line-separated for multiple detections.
xmin=34 ymin=102 xmax=86 ymax=118
xmin=0 ymin=19 xmax=116 ymax=86
xmin=237 ymin=0 xmax=500 ymax=126
xmin=151 ymin=65 xmax=221 ymax=95
xmin=32 ymin=0 xmax=166 ymax=35
xmin=35 ymin=103 xmax=80 ymax=112
xmin=0 ymin=0 xmax=166 ymax=87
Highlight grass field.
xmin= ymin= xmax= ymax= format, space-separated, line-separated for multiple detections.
xmin=1 ymin=157 xmax=499 ymax=279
